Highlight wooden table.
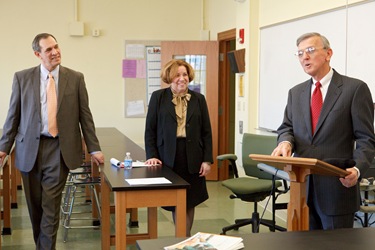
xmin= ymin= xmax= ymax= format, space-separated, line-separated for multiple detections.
xmin=0 ymin=155 xmax=10 ymax=249
xmin=137 ymin=227 xmax=375 ymax=250
xmin=0 ymin=129 xmax=14 ymax=236
xmin=96 ymin=128 xmax=189 ymax=250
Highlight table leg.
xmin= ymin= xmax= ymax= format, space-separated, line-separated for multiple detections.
xmin=175 ymin=189 xmax=187 ymax=237
xmin=147 ymin=207 xmax=158 ymax=239
xmin=10 ymin=151 xmax=18 ymax=208
xmin=101 ymin=173 xmax=111 ymax=250
xmin=115 ymin=192 xmax=128 ymax=249
xmin=2 ymin=159 xmax=11 ymax=235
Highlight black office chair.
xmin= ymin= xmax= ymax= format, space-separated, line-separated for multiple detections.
xmin=217 ymin=133 xmax=289 ymax=234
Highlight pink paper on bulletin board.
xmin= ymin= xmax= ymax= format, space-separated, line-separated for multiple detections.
xmin=122 ymin=59 xmax=136 ymax=78
xmin=136 ymin=60 xmax=146 ymax=78
xmin=122 ymin=59 xmax=146 ymax=78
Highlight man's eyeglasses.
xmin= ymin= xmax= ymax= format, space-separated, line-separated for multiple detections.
xmin=294 ymin=47 xmax=326 ymax=57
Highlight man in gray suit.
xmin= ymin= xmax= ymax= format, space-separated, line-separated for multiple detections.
xmin=0 ymin=33 xmax=104 ymax=249
xmin=272 ymin=32 xmax=375 ymax=230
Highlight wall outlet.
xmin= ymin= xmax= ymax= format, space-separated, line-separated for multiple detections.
xmin=92 ymin=29 xmax=100 ymax=37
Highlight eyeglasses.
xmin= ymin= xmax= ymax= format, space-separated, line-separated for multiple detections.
xmin=294 ymin=47 xmax=326 ymax=57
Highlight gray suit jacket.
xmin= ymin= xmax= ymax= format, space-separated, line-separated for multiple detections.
xmin=277 ymin=69 xmax=375 ymax=215
xmin=0 ymin=65 xmax=101 ymax=172
xmin=145 ymin=88 xmax=213 ymax=173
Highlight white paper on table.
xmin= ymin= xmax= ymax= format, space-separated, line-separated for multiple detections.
xmin=125 ymin=177 xmax=171 ymax=185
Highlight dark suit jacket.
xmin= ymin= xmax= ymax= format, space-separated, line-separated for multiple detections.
xmin=277 ymin=69 xmax=375 ymax=215
xmin=0 ymin=65 xmax=101 ymax=172
xmin=145 ymin=88 xmax=213 ymax=173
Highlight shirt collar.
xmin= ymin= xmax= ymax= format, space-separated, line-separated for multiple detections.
xmin=40 ymin=64 xmax=60 ymax=80
xmin=312 ymin=67 xmax=333 ymax=88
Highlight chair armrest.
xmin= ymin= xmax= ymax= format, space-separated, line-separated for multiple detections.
xmin=217 ymin=154 xmax=237 ymax=162
xmin=216 ymin=154 xmax=239 ymax=178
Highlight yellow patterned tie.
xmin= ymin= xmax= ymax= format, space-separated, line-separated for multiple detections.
xmin=47 ymin=73 xmax=58 ymax=137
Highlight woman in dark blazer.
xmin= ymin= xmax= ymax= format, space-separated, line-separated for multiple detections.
xmin=145 ymin=59 xmax=213 ymax=236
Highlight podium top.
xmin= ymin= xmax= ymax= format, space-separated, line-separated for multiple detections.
xmin=250 ymin=154 xmax=350 ymax=178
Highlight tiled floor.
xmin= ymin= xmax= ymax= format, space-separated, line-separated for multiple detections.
xmin=2 ymin=180 xmax=371 ymax=249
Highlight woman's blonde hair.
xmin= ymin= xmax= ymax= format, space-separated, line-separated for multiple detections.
xmin=160 ymin=59 xmax=195 ymax=84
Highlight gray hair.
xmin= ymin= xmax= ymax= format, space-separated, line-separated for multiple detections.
xmin=32 ymin=33 xmax=57 ymax=52
xmin=296 ymin=32 xmax=330 ymax=49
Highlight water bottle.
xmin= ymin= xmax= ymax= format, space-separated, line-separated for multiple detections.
xmin=124 ymin=152 xmax=133 ymax=169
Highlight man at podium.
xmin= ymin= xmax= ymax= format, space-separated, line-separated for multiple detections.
xmin=272 ymin=32 xmax=375 ymax=230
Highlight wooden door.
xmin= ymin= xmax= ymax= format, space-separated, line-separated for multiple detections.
xmin=161 ymin=41 xmax=219 ymax=180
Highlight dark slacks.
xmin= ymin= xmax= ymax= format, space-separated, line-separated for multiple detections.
xmin=308 ymin=176 xmax=354 ymax=230
xmin=21 ymin=137 xmax=69 ymax=250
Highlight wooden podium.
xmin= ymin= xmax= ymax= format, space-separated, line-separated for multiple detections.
xmin=249 ymin=154 xmax=350 ymax=231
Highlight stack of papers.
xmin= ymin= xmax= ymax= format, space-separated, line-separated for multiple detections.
xmin=164 ymin=232 xmax=244 ymax=250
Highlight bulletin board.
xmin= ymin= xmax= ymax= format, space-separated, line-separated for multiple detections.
xmin=123 ymin=40 xmax=161 ymax=118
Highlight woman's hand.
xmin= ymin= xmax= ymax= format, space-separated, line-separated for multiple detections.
xmin=199 ymin=162 xmax=211 ymax=177
xmin=145 ymin=158 xmax=162 ymax=166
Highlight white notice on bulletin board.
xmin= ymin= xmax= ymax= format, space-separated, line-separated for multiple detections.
xmin=126 ymin=44 xmax=145 ymax=59
xmin=126 ymin=100 xmax=145 ymax=117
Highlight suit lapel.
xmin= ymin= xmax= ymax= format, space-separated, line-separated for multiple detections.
xmin=300 ymin=80 xmax=313 ymax=137
xmin=186 ymin=90 xmax=197 ymax=123
xmin=164 ymin=88 xmax=177 ymax=121
xmin=314 ymin=71 xmax=342 ymax=135
xmin=32 ymin=67 xmax=41 ymax=118
xmin=57 ymin=66 xmax=68 ymax=112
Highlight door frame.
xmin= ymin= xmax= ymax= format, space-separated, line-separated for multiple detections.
xmin=161 ymin=41 xmax=219 ymax=180
xmin=218 ymin=28 xmax=237 ymax=180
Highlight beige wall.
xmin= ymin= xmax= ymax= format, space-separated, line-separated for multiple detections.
xmin=259 ymin=0 xmax=366 ymax=27
xmin=0 ymin=0 xmax=203 ymax=146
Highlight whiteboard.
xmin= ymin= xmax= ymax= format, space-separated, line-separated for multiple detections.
xmin=259 ymin=1 xmax=375 ymax=131
xmin=346 ymin=1 xmax=375 ymax=98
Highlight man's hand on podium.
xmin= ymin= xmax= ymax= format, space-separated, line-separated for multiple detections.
xmin=271 ymin=141 xmax=292 ymax=157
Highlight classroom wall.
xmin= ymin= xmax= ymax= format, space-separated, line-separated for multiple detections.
xmin=0 ymin=0 xmax=204 ymax=146
xmin=0 ymin=0 xmax=367 ymax=156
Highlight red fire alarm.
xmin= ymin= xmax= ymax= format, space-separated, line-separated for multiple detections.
xmin=239 ymin=28 xmax=244 ymax=44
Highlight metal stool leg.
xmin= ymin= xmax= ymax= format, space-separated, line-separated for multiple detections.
xmin=61 ymin=178 xmax=101 ymax=243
